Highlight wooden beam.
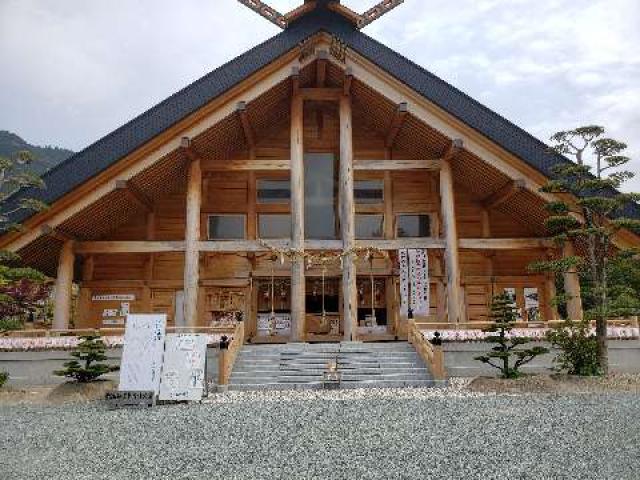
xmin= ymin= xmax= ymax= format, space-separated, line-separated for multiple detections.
xmin=236 ymin=0 xmax=286 ymax=29
xmin=385 ymin=102 xmax=408 ymax=148
xmin=343 ymin=67 xmax=353 ymax=96
xmin=459 ymin=238 xmax=554 ymax=250
xmin=440 ymin=158 xmax=462 ymax=324
xmin=299 ymin=88 xmax=343 ymax=101
xmin=340 ymin=94 xmax=357 ymax=341
xmin=327 ymin=2 xmax=363 ymax=25
xmin=354 ymin=159 xmax=442 ymax=171
xmin=283 ymin=1 xmax=315 ymax=23
xmin=183 ymin=158 xmax=202 ymax=327
xmin=443 ymin=138 xmax=464 ymax=162
xmin=41 ymin=224 xmax=75 ymax=243
xmin=316 ymin=51 xmax=328 ymax=87
xmin=53 ymin=240 xmax=74 ymax=330
xmin=291 ymin=66 xmax=300 ymax=96
xmin=75 ymin=241 xmax=185 ymax=254
xmin=236 ymin=102 xmax=255 ymax=150
xmin=482 ymin=179 xmax=526 ymax=209
xmin=290 ymin=93 xmax=305 ymax=341
xmin=180 ymin=137 xmax=201 ymax=163
xmin=115 ymin=180 xmax=153 ymax=212
xmin=203 ymin=159 xmax=290 ymax=172
xmin=358 ymin=0 xmax=405 ymax=29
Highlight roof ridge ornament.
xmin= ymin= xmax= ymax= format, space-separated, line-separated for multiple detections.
xmin=236 ymin=0 xmax=404 ymax=30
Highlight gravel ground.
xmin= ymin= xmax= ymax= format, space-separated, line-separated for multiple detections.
xmin=1 ymin=384 xmax=639 ymax=480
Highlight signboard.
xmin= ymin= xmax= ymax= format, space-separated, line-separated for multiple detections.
xmin=399 ymin=249 xmax=429 ymax=318
xmin=257 ymin=313 xmax=291 ymax=336
xmin=119 ymin=314 xmax=167 ymax=394
xmin=105 ymin=390 xmax=155 ymax=409
xmin=159 ymin=334 xmax=208 ymax=402
xmin=524 ymin=287 xmax=540 ymax=322
xmin=92 ymin=294 xmax=136 ymax=301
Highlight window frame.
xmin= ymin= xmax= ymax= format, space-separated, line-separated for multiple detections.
xmin=395 ymin=213 xmax=432 ymax=238
xmin=355 ymin=213 xmax=385 ymax=240
xmin=258 ymin=213 xmax=292 ymax=239
xmin=354 ymin=179 xmax=385 ymax=206
xmin=256 ymin=178 xmax=291 ymax=205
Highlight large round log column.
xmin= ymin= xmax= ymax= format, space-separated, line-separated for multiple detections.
xmin=183 ymin=156 xmax=202 ymax=327
xmin=440 ymin=158 xmax=462 ymax=324
xmin=563 ymin=241 xmax=584 ymax=320
xmin=339 ymin=95 xmax=357 ymax=341
xmin=290 ymin=93 xmax=305 ymax=342
xmin=53 ymin=240 xmax=75 ymax=330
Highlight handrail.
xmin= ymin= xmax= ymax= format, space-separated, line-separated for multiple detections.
xmin=407 ymin=319 xmax=446 ymax=380
xmin=2 ymin=325 xmax=238 ymax=338
xmin=415 ymin=317 xmax=640 ymax=331
xmin=218 ymin=321 xmax=245 ymax=386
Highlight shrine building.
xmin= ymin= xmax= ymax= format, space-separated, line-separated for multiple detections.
xmin=3 ymin=0 xmax=640 ymax=343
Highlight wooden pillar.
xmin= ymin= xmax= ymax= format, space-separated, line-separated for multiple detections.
xmin=563 ymin=241 xmax=583 ymax=320
xmin=183 ymin=157 xmax=202 ymax=327
xmin=440 ymin=160 xmax=462 ymax=324
xmin=53 ymin=240 xmax=75 ymax=330
xmin=340 ymin=94 xmax=357 ymax=341
xmin=247 ymin=172 xmax=257 ymax=240
xmin=290 ymin=94 xmax=305 ymax=342
xmin=433 ymin=252 xmax=447 ymax=324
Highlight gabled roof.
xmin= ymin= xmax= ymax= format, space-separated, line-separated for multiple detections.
xmin=5 ymin=5 xmax=639 ymax=225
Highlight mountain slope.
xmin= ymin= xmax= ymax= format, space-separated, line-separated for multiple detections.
xmin=0 ymin=130 xmax=74 ymax=175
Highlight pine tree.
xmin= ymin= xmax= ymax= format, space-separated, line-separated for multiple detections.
xmin=54 ymin=335 xmax=119 ymax=383
xmin=475 ymin=293 xmax=549 ymax=379
xmin=530 ymin=126 xmax=640 ymax=375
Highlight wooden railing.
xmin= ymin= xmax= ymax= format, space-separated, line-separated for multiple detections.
xmin=415 ymin=317 xmax=640 ymax=331
xmin=218 ymin=321 xmax=245 ymax=386
xmin=407 ymin=319 xmax=446 ymax=380
xmin=1 ymin=325 xmax=237 ymax=338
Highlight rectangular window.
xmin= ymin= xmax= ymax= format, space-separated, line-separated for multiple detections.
xmin=259 ymin=214 xmax=291 ymax=239
xmin=257 ymin=179 xmax=290 ymax=204
xmin=305 ymin=153 xmax=338 ymax=239
xmin=354 ymin=180 xmax=384 ymax=204
xmin=208 ymin=215 xmax=246 ymax=240
xmin=355 ymin=214 xmax=384 ymax=239
xmin=396 ymin=214 xmax=430 ymax=238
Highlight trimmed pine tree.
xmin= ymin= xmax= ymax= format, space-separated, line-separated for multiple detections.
xmin=475 ymin=294 xmax=549 ymax=379
xmin=55 ymin=335 xmax=119 ymax=383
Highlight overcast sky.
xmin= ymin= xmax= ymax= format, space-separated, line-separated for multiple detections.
xmin=1 ymin=0 xmax=639 ymax=187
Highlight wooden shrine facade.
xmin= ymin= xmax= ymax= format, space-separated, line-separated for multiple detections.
xmin=4 ymin=17 xmax=638 ymax=342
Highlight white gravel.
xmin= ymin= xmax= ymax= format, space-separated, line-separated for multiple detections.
xmin=1 ymin=385 xmax=639 ymax=479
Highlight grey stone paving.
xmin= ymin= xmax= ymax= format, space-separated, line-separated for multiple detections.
xmin=1 ymin=388 xmax=639 ymax=479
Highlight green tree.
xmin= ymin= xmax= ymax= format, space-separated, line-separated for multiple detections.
xmin=0 ymin=151 xmax=50 ymax=327
xmin=531 ymin=126 xmax=640 ymax=375
xmin=54 ymin=335 xmax=119 ymax=383
xmin=475 ymin=293 xmax=549 ymax=379
xmin=546 ymin=319 xmax=600 ymax=376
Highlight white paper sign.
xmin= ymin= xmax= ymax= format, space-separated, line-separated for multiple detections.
xmin=399 ymin=249 xmax=429 ymax=318
xmin=92 ymin=294 xmax=136 ymax=301
xmin=119 ymin=314 xmax=167 ymax=394
xmin=159 ymin=334 xmax=208 ymax=401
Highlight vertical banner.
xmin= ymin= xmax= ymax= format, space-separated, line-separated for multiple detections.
xmin=159 ymin=334 xmax=208 ymax=401
xmin=524 ymin=287 xmax=540 ymax=322
xmin=399 ymin=249 xmax=429 ymax=318
xmin=119 ymin=314 xmax=167 ymax=394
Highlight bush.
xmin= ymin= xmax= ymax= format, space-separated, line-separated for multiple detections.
xmin=475 ymin=293 xmax=549 ymax=379
xmin=0 ymin=371 xmax=8 ymax=388
xmin=546 ymin=320 xmax=601 ymax=376
xmin=0 ymin=318 xmax=23 ymax=333
xmin=54 ymin=335 xmax=119 ymax=383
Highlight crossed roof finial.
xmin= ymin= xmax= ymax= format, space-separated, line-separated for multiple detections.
xmin=236 ymin=0 xmax=404 ymax=30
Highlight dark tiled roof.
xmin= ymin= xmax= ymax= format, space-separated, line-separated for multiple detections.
xmin=6 ymin=6 xmax=639 ymax=225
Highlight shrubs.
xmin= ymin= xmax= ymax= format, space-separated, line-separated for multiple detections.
xmin=546 ymin=320 xmax=601 ymax=376
xmin=54 ymin=335 xmax=119 ymax=383
xmin=0 ymin=371 xmax=8 ymax=388
xmin=475 ymin=293 xmax=549 ymax=379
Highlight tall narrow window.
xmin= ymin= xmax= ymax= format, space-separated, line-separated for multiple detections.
xmin=396 ymin=214 xmax=431 ymax=238
xmin=257 ymin=179 xmax=290 ymax=204
xmin=208 ymin=215 xmax=246 ymax=240
xmin=354 ymin=180 xmax=384 ymax=205
xmin=305 ymin=153 xmax=338 ymax=239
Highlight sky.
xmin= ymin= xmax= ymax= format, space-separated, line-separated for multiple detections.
xmin=1 ymin=0 xmax=639 ymax=187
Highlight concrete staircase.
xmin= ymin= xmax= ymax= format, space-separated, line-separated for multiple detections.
xmin=228 ymin=342 xmax=439 ymax=391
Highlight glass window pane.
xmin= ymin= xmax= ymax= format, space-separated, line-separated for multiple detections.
xmin=257 ymin=179 xmax=290 ymax=204
xmin=354 ymin=180 xmax=384 ymax=204
xmin=356 ymin=214 xmax=384 ymax=239
xmin=305 ymin=153 xmax=337 ymax=239
xmin=259 ymin=214 xmax=291 ymax=239
xmin=397 ymin=214 xmax=430 ymax=238
xmin=208 ymin=215 xmax=245 ymax=240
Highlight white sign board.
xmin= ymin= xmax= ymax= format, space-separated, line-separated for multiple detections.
xmin=119 ymin=314 xmax=167 ymax=394
xmin=159 ymin=334 xmax=208 ymax=401
xmin=399 ymin=249 xmax=429 ymax=318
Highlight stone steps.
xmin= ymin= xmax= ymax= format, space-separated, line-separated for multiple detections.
xmin=228 ymin=341 xmax=439 ymax=391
